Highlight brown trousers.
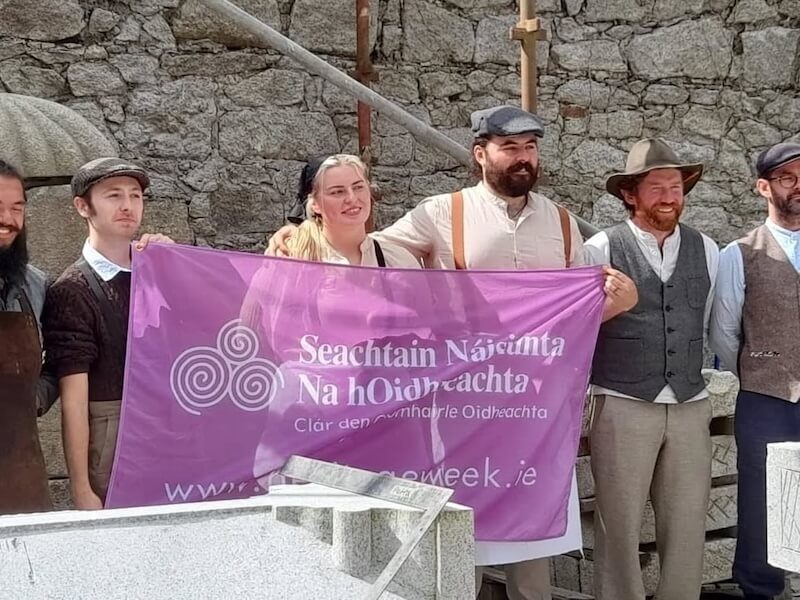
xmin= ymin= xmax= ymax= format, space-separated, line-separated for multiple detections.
xmin=590 ymin=394 xmax=712 ymax=600
xmin=88 ymin=400 xmax=121 ymax=501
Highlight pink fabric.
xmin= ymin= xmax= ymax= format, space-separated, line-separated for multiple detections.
xmin=107 ymin=244 xmax=604 ymax=541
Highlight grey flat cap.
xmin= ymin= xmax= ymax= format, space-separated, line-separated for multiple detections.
xmin=71 ymin=157 xmax=149 ymax=197
xmin=756 ymin=142 xmax=800 ymax=178
xmin=470 ymin=105 xmax=545 ymax=139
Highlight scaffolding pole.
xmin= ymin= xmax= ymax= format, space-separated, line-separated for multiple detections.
xmin=196 ymin=0 xmax=471 ymax=167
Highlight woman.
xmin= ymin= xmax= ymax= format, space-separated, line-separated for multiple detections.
xmin=276 ymin=154 xmax=418 ymax=268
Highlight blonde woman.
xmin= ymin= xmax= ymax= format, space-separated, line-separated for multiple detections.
xmin=277 ymin=154 xmax=419 ymax=268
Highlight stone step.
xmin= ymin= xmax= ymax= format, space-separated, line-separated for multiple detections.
xmin=552 ymin=536 xmax=737 ymax=597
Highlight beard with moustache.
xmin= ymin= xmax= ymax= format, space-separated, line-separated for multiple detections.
xmin=770 ymin=186 xmax=800 ymax=221
xmin=483 ymin=157 xmax=539 ymax=198
xmin=638 ymin=202 xmax=683 ymax=232
xmin=0 ymin=225 xmax=29 ymax=290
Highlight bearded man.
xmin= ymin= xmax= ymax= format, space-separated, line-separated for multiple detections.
xmin=0 ymin=158 xmax=55 ymax=515
xmin=583 ymin=138 xmax=720 ymax=600
xmin=269 ymin=105 xmax=639 ymax=600
xmin=710 ymin=141 xmax=800 ymax=600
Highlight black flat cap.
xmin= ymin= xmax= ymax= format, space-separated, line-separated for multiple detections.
xmin=470 ymin=105 xmax=545 ymax=139
xmin=71 ymin=157 xmax=149 ymax=198
xmin=756 ymin=142 xmax=800 ymax=179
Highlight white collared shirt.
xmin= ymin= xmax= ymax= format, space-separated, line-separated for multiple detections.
xmin=709 ymin=218 xmax=800 ymax=374
xmin=82 ymin=240 xmax=130 ymax=282
xmin=374 ymin=182 xmax=585 ymax=269
xmin=584 ymin=220 xmax=720 ymax=403
xmin=323 ymin=234 xmax=421 ymax=268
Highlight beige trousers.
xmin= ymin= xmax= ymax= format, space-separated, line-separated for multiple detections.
xmin=88 ymin=400 xmax=122 ymax=501
xmin=590 ymin=394 xmax=712 ymax=600
xmin=474 ymin=559 xmax=551 ymax=600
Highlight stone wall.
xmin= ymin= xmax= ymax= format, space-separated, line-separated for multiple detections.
xmin=1 ymin=0 xmax=799 ymax=273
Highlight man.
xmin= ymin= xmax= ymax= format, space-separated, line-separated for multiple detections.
xmin=584 ymin=138 xmax=720 ymax=600
xmin=271 ymin=105 xmax=638 ymax=600
xmin=0 ymin=159 xmax=56 ymax=515
xmin=710 ymin=141 xmax=800 ymax=600
xmin=43 ymin=158 xmax=172 ymax=510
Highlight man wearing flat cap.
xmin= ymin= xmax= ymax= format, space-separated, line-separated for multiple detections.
xmin=270 ymin=104 xmax=638 ymax=600
xmin=584 ymin=138 xmax=720 ymax=600
xmin=710 ymin=141 xmax=800 ymax=600
xmin=42 ymin=158 xmax=173 ymax=510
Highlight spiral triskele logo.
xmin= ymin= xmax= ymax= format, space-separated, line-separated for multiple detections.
xmin=170 ymin=320 xmax=284 ymax=416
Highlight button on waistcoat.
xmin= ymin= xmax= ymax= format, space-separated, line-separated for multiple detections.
xmin=591 ymin=223 xmax=709 ymax=402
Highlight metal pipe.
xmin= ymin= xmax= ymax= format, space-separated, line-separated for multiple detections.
xmin=355 ymin=0 xmax=372 ymax=157
xmin=196 ymin=0 xmax=472 ymax=167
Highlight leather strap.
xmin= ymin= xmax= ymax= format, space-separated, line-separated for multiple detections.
xmin=373 ymin=239 xmax=386 ymax=268
xmin=451 ymin=190 xmax=465 ymax=270
xmin=75 ymin=259 xmax=127 ymax=344
xmin=557 ymin=205 xmax=572 ymax=268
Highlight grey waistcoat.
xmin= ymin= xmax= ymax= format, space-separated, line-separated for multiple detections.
xmin=591 ymin=223 xmax=710 ymax=402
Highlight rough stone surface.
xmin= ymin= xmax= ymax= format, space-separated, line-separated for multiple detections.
xmin=219 ymin=109 xmax=339 ymax=162
xmin=402 ymin=0 xmax=475 ymax=64
xmin=0 ymin=486 xmax=474 ymax=600
xmin=0 ymin=0 xmax=85 ymax=42
xmin=225 ymin=70 xmax=306 ymax=107
xmin=742 ymin=28 xmax=800 ymax=88
xmin=474 ymin=15 xmax=516 ymax=66
xmin=88 ymin=8 xmax=120 ymax=34
xmin=290 ymin=0 xmax=378 ymax=56
xmin=172 ymin=0 xmax=281 ymax=48
xmin=582 ymin=0 xmax=647 ymax=22
xmin=767 ymin=443 xmax=800 ymax=572
xmin=626 ymin=19 xmax=734 ymax=80
xmin=0 ymin=60 xmax=67 ymax=98
xmin=552 ymin=40 xmax=627 ymax=73
xmin=67 ymin=62 xmax=126 ymax=96
xmin=731 ymin=0 xmax=779 ymax=23
xmin=712 ymin=435 xmax=738 ymax=479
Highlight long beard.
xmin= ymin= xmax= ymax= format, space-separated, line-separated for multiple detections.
xmin=0 ymin=226 xmax=29 ymax=289
xmin=484 ymin=160 xmax=538 ymax=198
xmin=642 ymin=204 xmax=682 ymax=232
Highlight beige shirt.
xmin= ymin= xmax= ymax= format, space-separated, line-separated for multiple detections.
xmin=374 ymin=181 xmax=586 ymax=565
xmin=323 ymin=233 xmax=421 ymax=268
xmin=374 ymin=182 xmax=585 ymax=269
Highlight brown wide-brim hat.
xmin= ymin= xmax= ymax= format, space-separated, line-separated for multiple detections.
xmin=605 ymin=138 xmax=704 ymax=200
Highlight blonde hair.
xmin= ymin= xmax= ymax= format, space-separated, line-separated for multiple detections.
xmin=288 ymin=154 xmax=370 ymax=261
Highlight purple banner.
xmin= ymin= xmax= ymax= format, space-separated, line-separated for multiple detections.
xmin=108 ymin=244 xmax=604 ymax=541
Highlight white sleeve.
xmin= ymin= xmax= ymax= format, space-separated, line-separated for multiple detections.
xmin=582 ymin=231 xmax=611 ymax=266
xmin=708 ymin=242 xmax=745 ymax=374
xmin=702 ymin=234 xmax=721 ymax=340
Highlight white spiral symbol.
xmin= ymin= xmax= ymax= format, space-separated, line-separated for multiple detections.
xmin=218 ymin=320 xmax=259 ymax=362
xmin=170 ymin=320 xmax=284 ymax=416
xmin=230 ymin=359 xmax=285 ymax=411
xmin=170 ymin=347 xmax=230 ymax=416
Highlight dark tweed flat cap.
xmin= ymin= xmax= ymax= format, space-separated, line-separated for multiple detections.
xmin=71 ymin=157 xmax=149 ymax=197
xmin=756 ymin=142 xmax=800 ymax=178
xmin=470 ymin=105 xmax=545 ymax=139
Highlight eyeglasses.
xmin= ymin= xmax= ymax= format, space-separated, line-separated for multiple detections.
xmin=767 ymin=173 xmax=799 ymax=189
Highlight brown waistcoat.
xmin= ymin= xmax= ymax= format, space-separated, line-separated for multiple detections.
xmin=738 ymin=225 xmax=800 ymax=403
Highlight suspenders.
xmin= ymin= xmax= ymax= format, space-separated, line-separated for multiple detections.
xmin=450 ymin=190 xmax=572 ymax=270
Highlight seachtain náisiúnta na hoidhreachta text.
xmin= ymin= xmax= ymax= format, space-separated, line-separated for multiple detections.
xmin=295 ymin=332 xmax=567 ymax=406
